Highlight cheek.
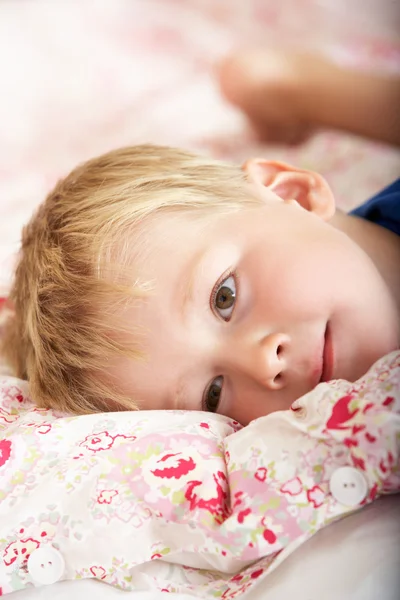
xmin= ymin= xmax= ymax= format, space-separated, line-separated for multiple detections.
xmin=245 ymin=245 xmax=332 ymax=320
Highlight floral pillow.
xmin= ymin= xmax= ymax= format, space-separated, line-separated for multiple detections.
xmin=0 ymin=351 xmax=399 ymax=598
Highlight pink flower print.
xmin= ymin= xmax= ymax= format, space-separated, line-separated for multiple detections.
xmin=185 ymin=471 xmax=229 ymax=522
xmin=151 ymin=453 xmax=196 ymax=479
xmin=0 ymin=440 xmax=11 ymax=467
xmin=97 ymin=490 xmax=118 ymax=504
xmin=352 ymin=456 xmax=366 ymax=471
xmin=307 ymin=485 xmax=325 ymax=508
xmin=250 ymin=568 xmax=264 ymax=579
xmin=3 ymin=538 xmax=40 ymax=567
xmin=326 ymin=395 xmax=359 ymax=430
xmin=37 ymin=423 xmax=52 ymax=435
xmin=280 ymin=476 xmax=302 ymax=496
xmin=369 ymin=483 xmax=378 ymax=501
xmin=377 ymin=370 xmax=390 ymax=381
xmin=344 ymin=438 xmax=358 ymax=448
xmin=383 ymin=396 xmax=394 ymax=407
xmin=222 ymin=586 xmax=242 ymax=599
xmin=26 ymin=422 xmax=52 ymax=435
xmin=238 ymin=583 xmax=254 ymax=596
xmin=263 ymin=529 xmax=277 ymax=544
xmin=0 ymin=409 xmax=18 ymax=425
xmin=80 ymin=431 xmax=115 ymax=452
xmin=232 ymin=490 xmax=244 ymax=511
xmin=352 ymin=424 xmax=366 ymax=435
xmin=237 ymin=508 xmax=251 ymax=524
xmin=254 ymin=467 xmax=267 ymax=482
xmin=114 ymin=433 xmax=136 ymax=444
xmin=5 ymin=386 xmax=25 ymax=404
xmin=90 ymin=565 xmax=106 ymax=580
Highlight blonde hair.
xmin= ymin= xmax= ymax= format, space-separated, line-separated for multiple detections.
xmin=1 ymin=144 xmax=257 ymax=414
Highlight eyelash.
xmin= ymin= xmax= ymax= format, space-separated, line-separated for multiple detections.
xmin=202 ymin=376 xmax=223 ymax=413
xmin=210 ymin=268 xmax=239 ymax=322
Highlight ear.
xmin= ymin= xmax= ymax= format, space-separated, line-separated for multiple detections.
xmin=243 ymin=159 xmax=335 ymax=220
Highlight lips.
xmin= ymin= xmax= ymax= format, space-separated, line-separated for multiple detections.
xmin=320 ymin=323 xmax=334 ymax=382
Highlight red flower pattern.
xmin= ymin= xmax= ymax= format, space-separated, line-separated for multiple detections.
xmin=0 ymin=440 xmax=11 ymax=468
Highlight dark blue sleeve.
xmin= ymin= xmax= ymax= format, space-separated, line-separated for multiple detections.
xmin=350 ymin=179 xmax=400 ymax=236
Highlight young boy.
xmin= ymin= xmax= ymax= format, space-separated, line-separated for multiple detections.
xmin=1 ymin=142 xmax=399 ymax=424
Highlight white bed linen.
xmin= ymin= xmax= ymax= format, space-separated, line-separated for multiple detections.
xmin=11 ymin=496 xmax=400 ymax=600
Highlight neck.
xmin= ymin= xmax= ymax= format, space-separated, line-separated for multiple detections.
xmin=330 ymin=209 xmax=400 ymax=314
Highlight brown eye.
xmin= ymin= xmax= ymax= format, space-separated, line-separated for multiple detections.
xmin=216 ymin=286 xmax=235 ymax=309
xmin=212 ymin=275 xmax=236 ymax=321
xmin=205 ymin=376 xmax=223 ymax=412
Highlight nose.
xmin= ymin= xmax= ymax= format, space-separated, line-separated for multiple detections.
xmin=229 ymin=332 xmax=290 ymax=390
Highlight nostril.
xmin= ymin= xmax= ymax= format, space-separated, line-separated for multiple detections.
xmin=277 ymin=344 xmax=283 ymax=356
xmin=274 ymin=373 xmax=282 ymax=383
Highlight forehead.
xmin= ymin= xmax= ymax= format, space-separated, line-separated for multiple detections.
xmin=127 ymin=209 xmax=233 ymax=276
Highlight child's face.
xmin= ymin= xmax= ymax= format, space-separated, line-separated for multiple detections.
xmin=110 ymin=161 xmax=399 ymax=425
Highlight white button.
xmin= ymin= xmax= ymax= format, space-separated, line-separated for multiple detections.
xmin=27 ymin=546 xmax=65 ymax=585
xmin=329 ymin=466 xmax=368 ymax=507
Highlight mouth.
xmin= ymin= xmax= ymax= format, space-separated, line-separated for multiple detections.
xmin=320 ymin=322 xmax=334 ymax=383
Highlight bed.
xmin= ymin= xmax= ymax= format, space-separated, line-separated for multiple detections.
xmin=1 ymin=1 xmax=400 ymax=598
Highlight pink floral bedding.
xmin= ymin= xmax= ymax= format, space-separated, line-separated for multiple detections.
xmin=0 ymin=352 xmax=399 ymax=597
